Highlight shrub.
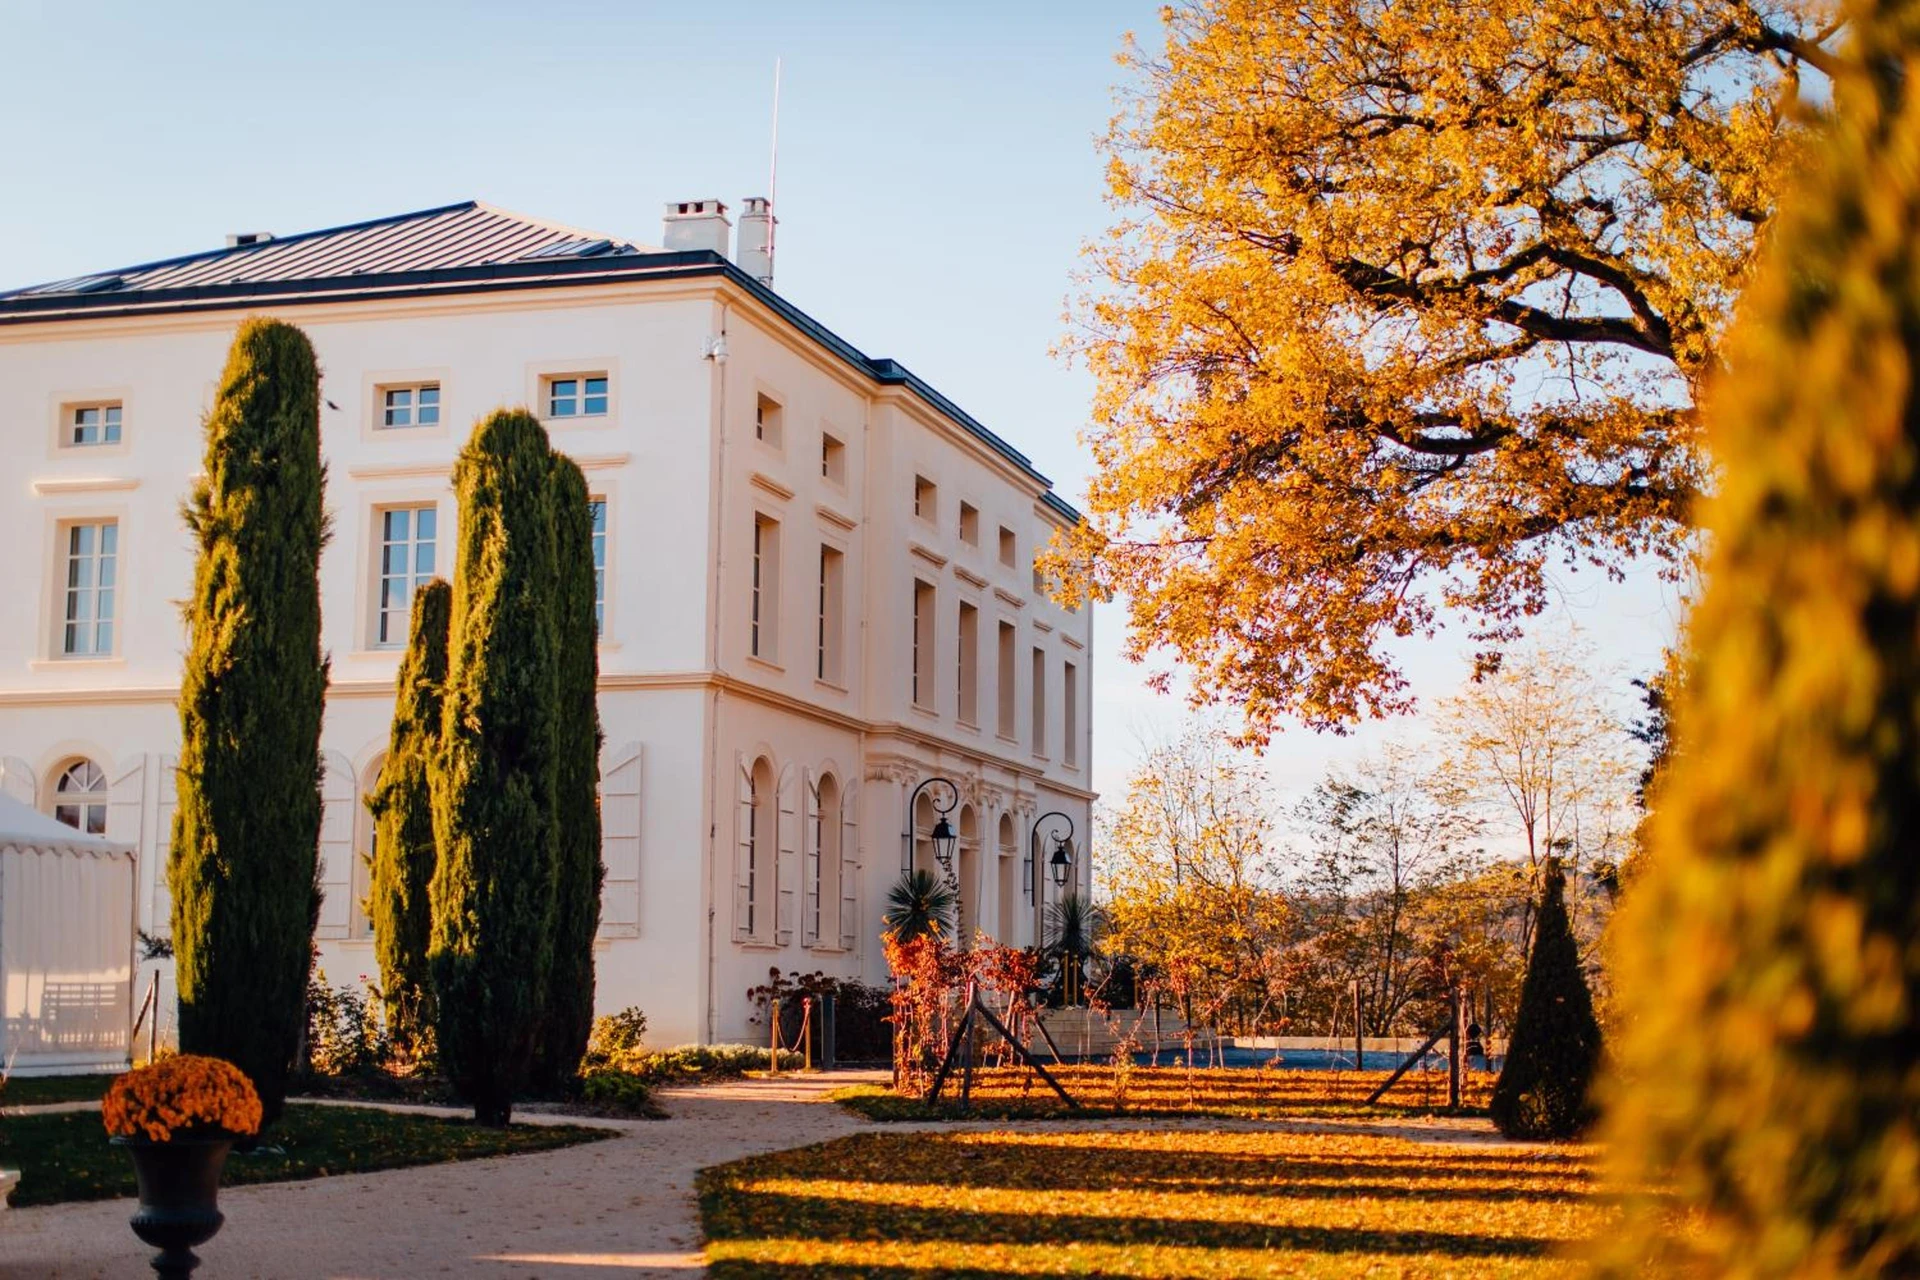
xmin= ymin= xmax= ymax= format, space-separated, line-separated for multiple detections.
xmin=304 ymin=972 xmax=392 ymax=1078
xmin=578 ymin=1068 xmax=657 ymax=1116
xmin=1489 ymin=861 xmax=1600 ymax=1139
xmin=170 ymin=317 xmax=327 ymax=1125
xmin=429 ymin=409 xmax=561 ymax=1126
xmin=367 ymin=578 xmax=450 ymax=1053
xmin=584 ymin=1007 xmax=649 ymax=1071
xmin=1600 ymin=11 xmax=1920 ymax=1273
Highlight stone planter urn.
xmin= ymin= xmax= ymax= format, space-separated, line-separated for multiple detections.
xmin=112 ymin=1135 xmax=233 ymax=1279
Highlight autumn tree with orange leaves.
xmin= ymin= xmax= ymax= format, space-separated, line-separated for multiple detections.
xmin=1061 ymin=0 xmax=1841 ymax=735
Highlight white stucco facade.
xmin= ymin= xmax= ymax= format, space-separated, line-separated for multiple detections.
xmin=0 ymin=204 xmax=1094 ymax=1047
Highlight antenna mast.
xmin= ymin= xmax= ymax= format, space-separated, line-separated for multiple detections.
xmin=766 ymin=57 xmax=782 ymax=278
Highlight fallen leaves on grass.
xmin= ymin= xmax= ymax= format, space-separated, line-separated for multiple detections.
xmin=701 ymin=1128 xmax=1604 ymax=1278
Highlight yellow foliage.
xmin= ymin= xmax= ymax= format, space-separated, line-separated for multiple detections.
xmin=1601 ymin=3 xmax=1920 ymax=1274
xmin=101 ymin=1053 xmax=262 ymax=1142
xmin=1060 ymin=0 xmax=1835 ymax=733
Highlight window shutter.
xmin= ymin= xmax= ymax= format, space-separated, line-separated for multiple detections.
xmin=598 ymin=742 xmax=643 ymax=938
xmin=0 ymin=756 xmax=36 ymax=806
xmin=801 ymin=769 xmax=819 ymax=948
xmin=776 ymin=764 xmax=798 ymax=946
xmin=107 ymin=754 xmax=145 ymax=849
xmin=316 ymin=751 xmax=355 ymax=940
xmin=152 ymin=755 xmax=178 ymax=936
xmin=838 ymin=780 xmax=860 ymax=951
xmin=733 ymin=754 xmax=754 ymax=943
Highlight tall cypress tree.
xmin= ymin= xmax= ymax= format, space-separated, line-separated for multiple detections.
xmin=367 ymin=577 xmax=451 ymax=1055
xmin=1601 ymin=6 xmax=1920 ymax=1272
xmin=531 ymin=455 xmax=604 ymax=1092
xmin=1489 ymin=860 xmax=1599 ymax=1139
xmin=429 ymin=408 xmax=559 ymax=1125
xmin=170 ymin=318 xmax=328 ymax=1124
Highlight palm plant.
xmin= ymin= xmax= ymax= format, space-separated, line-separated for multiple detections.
xmin=882 ymin=870 xmax=956 ymax=943
xmin=1044 ymin=893 xmax=1110 ymax=1006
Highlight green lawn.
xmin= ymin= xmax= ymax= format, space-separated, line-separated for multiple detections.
xmin=1 ymin=1074 xmax=117 ymax=1107
xmin=700 ymin=1128 xmax=1604 ymax=1278
xmin=1 ymin=1103 xmax=613 ymax=1207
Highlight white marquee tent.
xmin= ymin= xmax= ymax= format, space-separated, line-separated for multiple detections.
xmin=0 ymin=793 xmax=134 ymax=1075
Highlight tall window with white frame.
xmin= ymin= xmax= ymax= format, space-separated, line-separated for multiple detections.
xmin=376 ymin=506 xmax=436 ymax=647
xmin=1064 ymin=660 xmax=1079 ymax=767
xmin=589 ymin=498 xmax=607 ymax=636
xmin=751 ymin=514 xmax=781 ymax=661
xmin=748 ymin=757 xmax=776 ymax=941
xmin=997 ymin=621 xmax=1017 ymax=738
xmin=67 ymin=403 xmax=122 ymax=447
xmin=957 ymin=602 xmax=979 ymax=725
xmin=817 ymin=544 xmax=844 ymax=683
xmin=52 ymin=759 xmax=108 ymax=834
xmin=912 ymin=579 xmax=936 ymax=709
xmin=1031 ymin=646 xmax=1048 ymax=757
xmin=60 ymin=520 xmax=117 ymax=657
xmin=810 ymin=773 xmax=842 ymax=946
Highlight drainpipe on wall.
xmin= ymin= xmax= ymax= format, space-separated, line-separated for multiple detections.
xmin=704 ymin=298 xmax=731 ymax=1045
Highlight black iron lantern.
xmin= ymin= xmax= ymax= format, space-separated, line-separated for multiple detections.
xmin=931 ymin=814 xmax=959 ymax=880
xmin=904 ymin=776 xmax=961 ymax=886
xmin=1048 ymin=837 xmax=1074 ymax=889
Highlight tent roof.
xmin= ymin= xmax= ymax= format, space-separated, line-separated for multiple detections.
xmin=0 ymin=793 xmax=131 ymax=857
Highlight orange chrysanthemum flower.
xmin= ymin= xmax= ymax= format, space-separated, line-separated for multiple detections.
xmin=101 ymin=1054 xmax=263 ymax=1142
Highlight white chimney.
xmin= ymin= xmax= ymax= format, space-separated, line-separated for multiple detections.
xmin=737 ymin=196 xmax=775 ymax=287
xmin=661 ymin=199 xmax=731 ymax=257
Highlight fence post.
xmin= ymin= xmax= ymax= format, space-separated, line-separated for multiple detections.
xmin=1448 ymin=985 xmax=1465 ymax=1110
xmin=1353 ymin=981 xmax=1364 ymax=1071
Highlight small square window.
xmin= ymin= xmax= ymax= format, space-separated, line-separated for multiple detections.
xmin=380 ymin=383 xmax=440 ymax=429
xmin=999 ymin=527 xmax=1016 ymax=567
xmin=914 ymin=476 xmax=936 ymax=523
xmin=822 ymin=432 xmax=846 ymax=484
xmin=959 ymin=502 xmax=979 ymax=546
xmin=755 ymin=394 xmax=784 ymax=448
xmin=66 ymin=402 xmax=123 ymax=447
xmin=547 ymin=374 xmax=609 ymax=419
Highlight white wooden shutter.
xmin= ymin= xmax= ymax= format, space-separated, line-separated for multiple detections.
xmin=598 ymin=742 xmax=642 ymax=938
xmin=152 ymin=755 xmax=178 ymax=936
xmin=801 ymin=769 xmax=820 ymax=948
xmin=733 ymin=754 xmax=755 ymax=942
xmin=775 ymin=763 xmax=797 ymax=946
xmin=316 ymin=751 xmax=355 ymax=940
xmin=0 ymin=756 xmax=36 ymax=806
xmin=838 ymin=780 xmax=860 ymax=951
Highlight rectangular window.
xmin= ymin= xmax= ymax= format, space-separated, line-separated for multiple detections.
xmin=957 ymin=602 xmax=979 ymax=725
xmin=999 ymin=526 xmax=1016 ymax=568
xmin=751 ymin=514 xmax=781 ymax=660
xmin=590 ymin=498 xmax=607 ymax=636
xmin=912 ymin=579 xmax=936 ymax=708
xmin=60 ymin=520 xmax=117 ymax=656
xmin=755 ymin=394 xmax=783 ymax=448
xmin=1033 ymin=562 xmax=1047 ymax=595
xmin=959 ymin=502 xmax=979 ymax=546
xmin=817 ymin=545 xmax=845 ymax=683
xmin=997 ymin=621 xmax=1017 ymax=738
xmin=546 ymin=374 xmax=609 ymax=419
xmin=380 ymin=383 xmax=440 ymax=429
xmin=1064 ymin=661 xmax=1079 ymax=766
xmin=1031 ymin=646 xmax=1048 ymax=756
xmin=376 ymin=505 xmax=437 ymax=647
xmin=66 ymin=402 xmax=123 ymax=447
xmin=821 ymin=432 xmax=846 ymax=484
xmin=913 ymin=475 xmax=936 ymax=523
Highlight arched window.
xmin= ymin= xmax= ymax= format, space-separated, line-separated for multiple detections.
xmin=956 ymin=805 xmax=979 ymax=948
xmin=52 ymin=759 xmax=107 ymax=835
xmin=749 ymin=757 xmax=775 ymax=940
xmin=811 ymin=773 xmax=841 ymax=946
xmin=997 ymin=812 xmax=1018 ymax=942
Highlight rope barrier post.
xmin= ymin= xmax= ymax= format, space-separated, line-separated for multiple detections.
xmin=801 ymin=997 xmax=813 ymax=1072
xmin=770 ymin=997 xmax=780 ymax=1076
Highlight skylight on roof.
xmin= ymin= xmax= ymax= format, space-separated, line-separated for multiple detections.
xmin=28 ymin=273 xmax=125 ymax=297
xmin=519 ymin=238 xmax=617 ymax=261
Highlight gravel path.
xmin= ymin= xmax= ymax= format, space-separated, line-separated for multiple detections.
xmin=0 ymin=1072 xmax=1520 ymax=1278
xmin=0 ymin=1072 xmax=881 ymax=1280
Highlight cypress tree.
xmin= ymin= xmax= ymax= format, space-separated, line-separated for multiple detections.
xmin=1489 ymin=860 xmax=1599 ymax=1140
xmin=367 ymin=577 xmax=451 ymax=1055
xmin=530 ymin=455 xmax=604 ymax=1092
xmin=429 ymin=408 xmax=560 ymax=1125
xmin=1601 ymin=7 xmax=1920 ymax=1271
xmin=170 ymin=318 xmax=328 ymax=1124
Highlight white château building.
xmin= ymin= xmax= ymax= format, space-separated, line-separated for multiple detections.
xmin=0 ymin=198 xmax=1093 ymax=1046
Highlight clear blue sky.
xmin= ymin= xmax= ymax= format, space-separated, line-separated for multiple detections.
xmin=0 ymin=0 xmax=1673 ymax=806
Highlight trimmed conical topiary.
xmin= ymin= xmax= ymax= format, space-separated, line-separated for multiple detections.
xmin=1600 ymin=8 xmax=1920 ymax=1272
xmin=530 ymin=454 xmax=604 ymax=1092
xmin=1489 ymin=860 xmax=1599 ymax=1139
xmin=170 ymin=317 xmax=329 ymax=1124
xmin=367 ymin=577 xmax=451 ymax=1055
xmin=429 ymin=408 xmax=560 ymax=1126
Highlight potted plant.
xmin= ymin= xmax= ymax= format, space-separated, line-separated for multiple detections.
xmin=102 ymin=1054 xmax=262 ymax=1279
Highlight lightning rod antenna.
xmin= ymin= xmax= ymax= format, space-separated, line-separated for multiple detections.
xmin=767 ymin=57 xmax=782 ymax=279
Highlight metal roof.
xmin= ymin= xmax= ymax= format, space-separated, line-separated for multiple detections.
xmin=4 ymin=201 xmax=654 ymax=300
xmin=0 ymin=201 xmax=1081 ymax=522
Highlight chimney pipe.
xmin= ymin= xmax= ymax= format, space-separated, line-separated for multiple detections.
xmin=738 ymin=196 xmax=774 ymax=287
xmin=661 ymin=199 xmax=731 ymax=257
